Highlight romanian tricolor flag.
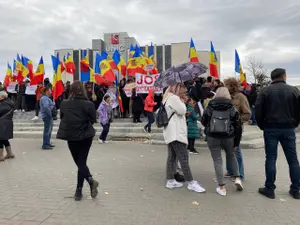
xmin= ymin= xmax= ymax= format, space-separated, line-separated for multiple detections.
xmin=112 ymin=49 xmax=127 ymax=76
xmin=209 ymin=41 xmax=219 ymax=78
xmin=94 ymin=53 xmax=115 ymax=83
xmin=189 ymin=38 xmax=199 ymax=63
xmin=80 ymin=50 xmax=93 ymax=82
xmin=15 ymin=54 xmax=26 ymax=85
xmin=22 ymin=56 xmax=34 ymax=79
xmin=129 ymin=44 xmax=135 ymax=58
xmin=64 ymin=53 xmax=76 ymax=75
xmin=134 ymin=45 xmax=147 ymax=74
xmin=115 ymin=77 xmax=124 ymax=113
xmin=148 ymin=43 xmax=158 ymax=74
xmin=235 ymin=50 xmax=248 ymax=88
xmin=101 ymin=50 xmax=118 ymax=70
xmin=30 ymin=56 xmax=45 ymax=85
xmin=51 ymin=55 xmax=65 ymax=100
xmin=3 ymin=63 xmax=13 ymax=88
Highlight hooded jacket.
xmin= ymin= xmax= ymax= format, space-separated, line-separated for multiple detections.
xmin=144 ymin=89 xmax=156 ymax=112
xmin=98 ymin=99 xmax=112 ymax=125
xmin=0 ymin=98 xmax=15 ymax=140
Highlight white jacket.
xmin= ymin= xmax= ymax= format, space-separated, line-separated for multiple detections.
xmin=162 ymin=93 xmax=188 ymax=145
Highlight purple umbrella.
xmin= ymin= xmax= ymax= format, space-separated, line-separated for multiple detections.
xmin=154 ymin=62 xmax=208 ymax=88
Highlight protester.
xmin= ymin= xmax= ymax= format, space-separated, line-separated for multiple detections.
xmin=163 ymin=83 xmax=205 ymax=193
xmin=0 ymin=91 xmax=15 ymax=161
xmin=186 ymin=98 xmax=200 ymax=154
xmin=32 ymin=82 xmax=44 ymax=121
xmin=119 ymin=79 xmax=130 ymax=118
xmin=15 ymin=81 xmax=27 ymax=112
xmin=98 ymin=95 xmax=113 ymax=144
xmin=143 ymin=89 xmax=157 ymax=133
xmin=201 ymin=87 xmax=243 ymax=196
xmin=131 ymin=88 xmax=143 ymax=123
xmin=247 ymin=84 xmax=258 ymax=125
xmin=224 ymin=78 xmax=251 ymax=180
xmin=64 ymin=81 xmax=71 ymax=100
xmin=255 ymin=68 xmax=300 ymax=200
xmin=40 ymin=87 xmax=54 ymax=150
xmin=57 ymin=81 xmax=99 ymax=201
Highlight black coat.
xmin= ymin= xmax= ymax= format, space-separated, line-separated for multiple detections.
xmin=201 ymin=98 xmax=242 ymax=147
xmin=56 ymin=97 xmax=97 ymax=141
xmin=132 ymin=90 xmax=144 ymax=113
xmin=0 ymin=98 xmax=15 ymax=140
xmin=255 ymin=80 xmax=300 ymax=130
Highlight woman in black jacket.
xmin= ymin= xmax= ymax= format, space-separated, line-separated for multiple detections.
xmin=0 ymin=91 xmax=15 ymax=161
xmin=131 ymin=88 xmax=144 ymax=123
xmin=201 ymin=87 xmax=243 ymax=197
xmin=57 ymin=81 xmax=98 ymax=201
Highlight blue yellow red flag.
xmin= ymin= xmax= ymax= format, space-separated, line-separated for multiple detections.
xmin=235 ymin=50 xmax=247 ymax=88
xmin=189 ymin=38 xmax=199 ymax=63
xmin=209 ymin=41 xmax=219 ymax=78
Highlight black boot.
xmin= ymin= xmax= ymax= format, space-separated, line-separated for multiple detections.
xmin=88 ymin=177 xmax=99 ymax=198
xmin=74 ymin=187 xmax=83 ymax=201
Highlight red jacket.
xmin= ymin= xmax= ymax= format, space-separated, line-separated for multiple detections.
xmin=144 ymin=89 xmax=156 ymax=112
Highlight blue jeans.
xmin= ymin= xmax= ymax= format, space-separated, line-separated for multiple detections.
xmin=226 ymin=146 xmax=245 ymax=179
xmin=42 ymin=117 xmax=53 ymax=148
xmin=264 ymin=129 xmax=300 ymax=192
xmin=251 ymin=107 xmax=257 ymax=125
xmin=144 ymin=111 xmax=154 ymax=132
xmin=100 ymin=123 xmax=110 ymax=141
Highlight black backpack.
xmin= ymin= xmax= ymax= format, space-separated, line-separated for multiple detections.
xmin=156 ymin=101 xmax=175 ymax=128
xmin=209 ymin=110 xmax=231 ymax=135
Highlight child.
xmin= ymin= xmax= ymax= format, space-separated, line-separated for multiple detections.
xmin=143 ymin=89 xmax=157 ymax=133
xmin=186 ymin=98 xmax=200 ymax=154
xmin=98 ymin=95 xmax=113 ymax=144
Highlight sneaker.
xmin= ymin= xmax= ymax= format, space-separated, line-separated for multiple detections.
xmin=31 ymin=116 xmax=39 ymax=121
xmin=166 ymin=180 xmax=184 ymax=189
xmin=14 ymin=109 xmax=18 ymax=113
xmin=143 ymin=127 xmax=147 ymax=133
xmin=98 ymin=139 xmax=104 ymax=144
xmin=174 ymin=172 xmax=185 ymax=183
xmin=187 ymin=181 xmax=206 ymax=193
xmin=289 ymin=190 xmax=300 ymax=200
xmin=216 ymin=186 xmax=227 ymax=196
xmin=189 ymin=149 xmax=199 ymax=155
xmin=234 ymin=179 xmax=244 ymax=191
xmin=22 ymin=109 xmax=25 ymax=113
xmin=258 ymin=187 xmax=275 ymax=199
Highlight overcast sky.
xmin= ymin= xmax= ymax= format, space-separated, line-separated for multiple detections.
xmin=0 ymin=0 xmax=299 ymax=84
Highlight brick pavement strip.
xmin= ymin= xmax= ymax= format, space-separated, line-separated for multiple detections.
xmin=0 ymin=139 xmax=299 ymax=225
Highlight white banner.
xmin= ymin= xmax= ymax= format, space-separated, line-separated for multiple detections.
xmin=6 ymin=83 xmax=17 ymax=93
xmin=135 ymin=73 xmax=163 ymax=94
xmin=25 ymin=85 xmax=37 ymax=95
xmin=106 ymin=90 xmax=119 ymax=109
xmin=123 ymin=83 xmax=135 ymax=97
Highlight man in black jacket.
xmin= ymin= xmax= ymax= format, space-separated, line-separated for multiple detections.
xmin=255 ymin=68 xmax=300 ymax=200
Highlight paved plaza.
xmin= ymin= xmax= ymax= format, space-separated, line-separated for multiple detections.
xmin=0 ymin=139 xmax=299 ymax=225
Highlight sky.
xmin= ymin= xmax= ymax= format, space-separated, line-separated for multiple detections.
xmin=0 ymin=0 xmax=299 ymax=84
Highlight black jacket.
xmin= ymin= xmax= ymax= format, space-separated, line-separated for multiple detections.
xmin=201 ymin=98 xmax=242 ymax=147
xmin=255 ymin=80 xmax=300 ymax=130
xmin=15 ymin=84 xmax=26 ymax=95
xmin=131 ymin=90 xmax=144 ymax=113
xmin=56 ymin=97 xmax=97 ymax=141
xmin=247 ymin=87 xmax=257 ymax=107
xmin=0 ymin=98 xmax=15 ymax=140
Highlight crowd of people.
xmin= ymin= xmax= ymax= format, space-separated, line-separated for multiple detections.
xmin=0 ymin=68 xmax=299 ymax=201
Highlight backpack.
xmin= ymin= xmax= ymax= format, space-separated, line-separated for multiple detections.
xmin=156 ymin=100 xmax=175 ymax=128
xmin=209 ymin=110 xmax=231 ymax=135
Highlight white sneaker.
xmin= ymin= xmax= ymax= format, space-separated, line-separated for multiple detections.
xmin=22 ymin=109 xmax=25 ymax=112
xmin=103 ymin=141 xmax=108 ymax=144
xmin=31 ymin=116 xmax=39 ymax=121
xmin=166 ymin=180 xmax=183 ymax=189
xmin=14 ymin=110 xmax=18 ymax=113
xmin=216 ymin=187 xmax=227 ymax=196
xmin=98 ymin=139 xmax=104 ymax=144
xmin=234 ymin=179 xmax=244 ymax=191
xmin=187 ymin=181 xmax=206 ymax=193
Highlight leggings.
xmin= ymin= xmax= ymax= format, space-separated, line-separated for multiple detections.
xmin=0 ymin=140 xmax=10 ymax=148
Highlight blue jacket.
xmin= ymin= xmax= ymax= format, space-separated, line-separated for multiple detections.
xmin=40 ymin=95 xmax=53 ymax=120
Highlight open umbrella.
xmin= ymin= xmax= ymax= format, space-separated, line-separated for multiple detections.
xmin=154 ymin=62 xmax=208 ymax=88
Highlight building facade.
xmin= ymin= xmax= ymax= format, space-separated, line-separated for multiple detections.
xmin=54 ymin=32 xmax=221 ymax=82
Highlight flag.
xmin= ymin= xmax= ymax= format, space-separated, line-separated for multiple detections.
xmin=51 ymin=55 xmax=65 ymax=100
xmin=3 ymin=63 xmax=13 ymax=88
xmin=129 ymin=44 xmax=135 ymax=58
xmin=132 ymin=45 xmax=147 ymax=74
xmin=115 ymin=77 xmax=124 ymax=113
xmin=22 ymin=56 xmax=34 ymax=79
xmin=12 ymin=59 xmax=18 ymax=81
xmin=30 ymin=56 xmax=45 ymax=85
xmin=209 ymin=41 xmax=219 ymax=78
xmin=94 ymin=53 xmax=115 ymax=83
xmin=112 ymin=49 xmax=127 ymax=76
xmin=235 ymin=50 xmax=248 ymax=88
xmin=189 ymin=38 xmax=199 ymax=63
xmin=64 ymin=53 xmax=76 ymax=75
xmin=15 ymin=54 xmax=25 ymax=84
xmin=101 ymin=50 xmax=118 ymax=70
xmin=80 ymin=50 xmax=93 ymax=82
xmin=148 ymin=43 xmax=159 ymax=74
